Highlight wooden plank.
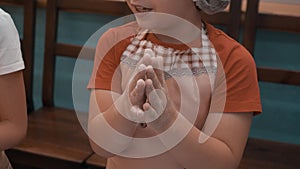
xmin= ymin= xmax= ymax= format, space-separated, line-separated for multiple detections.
xmin=85 ymin=138 xmax=300 ymax=169
xmin=57 ymin=0 xmax=131 ymax=16
xmin=248 ymin=0 xmax=300 ymax=33
xmin=242 ymin=0 xmax=300 ymax=54
xmin=85 ymin=153 xmax=107 ymax=169
xmin=0 ymin=0 xmax=46 ymax=7
xmin=239 ymin=0 xmax=300 ymax=18
xmin=55 ymin=43 xmax=95 ymax=60
xmin=37 ymin=0 xmax=47 ymax=7
xmin=239 ymin=138 xmax=300 ymax=169
xmin=43 ymin=0 xmax=58 ymax=107
xmin=242 ymin=0 xmax=259 ymax=54
xmin=227 ymin=0 xmax=243 ymax=40
xmin=55 ymin=43 xmax=82 ymax=58
xmin=258 ymin=1 xmax=300 ymax=17
xmin=6 ymin=149 xmax=85 ymax=169
xmin=0 ymin=0 xmax=23 ymax=6
xmin=9 ymin=107 xmax=93 ymax=169
xmin=257 ymin=67 xmax=300 ymax=85
xmin=22 ymin=0 xmax=36 ymax=112
xmin=257 ymin=14 xmax=300 ymax=32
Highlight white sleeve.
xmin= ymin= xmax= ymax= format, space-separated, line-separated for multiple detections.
xmin=0 ymin=9 xmax=24 ymax=75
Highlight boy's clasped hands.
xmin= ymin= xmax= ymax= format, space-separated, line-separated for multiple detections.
xmin=121 ymin=49 xmax=178 ymax=132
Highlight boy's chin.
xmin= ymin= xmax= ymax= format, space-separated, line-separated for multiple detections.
xmin=135 ymin=12 xmax=175 ymax=31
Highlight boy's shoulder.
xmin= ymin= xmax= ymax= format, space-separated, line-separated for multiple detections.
xmin=106 ymin=21 xmax=139 ymax=39
xmin=97 ymin=21 xmax=138 ymax=51
xmin=115 ymin=21 xmax=139 ymax=32
xmin=206 ymin=23 xmax=254 ymax=66
xmin=206 ymin=23 xmax=242 ymax=52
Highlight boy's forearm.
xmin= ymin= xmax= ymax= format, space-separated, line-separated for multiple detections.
xmin=156 ymin=114 xmax=239 ymax=169
xmin=88 ymin=94 xmax=138 ymax=157
xmin=168 ymin=127 xmax=238 ymax=169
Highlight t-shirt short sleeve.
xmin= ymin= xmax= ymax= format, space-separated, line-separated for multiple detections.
xmin=88 ymin=22 xmax=262 ymax=115
xmin=88 ymin=23 xmax=138 ymax=90
xmin=0 ymin=9 xmax=24 ymax=75
xmin=222 ymin=46 xmax=262 ymax=115
xmin=206 ymin=23 xmax=262 ymax=115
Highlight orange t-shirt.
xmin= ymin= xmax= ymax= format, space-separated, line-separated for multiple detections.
xmin=88 ymin=22 xmax=262 ymax=115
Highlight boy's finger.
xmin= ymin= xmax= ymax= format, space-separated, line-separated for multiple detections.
xmin=129 ymin=105 xmax=144 ymax=123
xmin=151 ymin=56 xmax=165 ymax=86
xmin=135 ymin=64 xmax=147 ymax=80
xmin=145 ymin=79 xmax=167 ymax=116
xmin=132 ymin=79 xmax=145 ymax=97
xmin=130 ymin=79 xmax=146 ymax=105
xmin=129 ymin=64 xmax=147 ymax=91
xmin=145 ymin=79 xmax=155 ymax=98
xmin=137 ymin=49 xmax=153 ymax=67
xmin=154 ymin=68 xmax=166 ymax=88
xmin=143 ymin=102 xmax=159 ymax=123
xmin=146 ymin=66 xmax=163 ymax=89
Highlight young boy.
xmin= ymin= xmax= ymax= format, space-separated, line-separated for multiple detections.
xmin=88 ymin=0 xmax=261 ymax=169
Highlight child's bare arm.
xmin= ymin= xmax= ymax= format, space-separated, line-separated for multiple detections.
xmin=88 ymin=60 xmax=150 ymax=157
xmin=144 ymin=63 xmax=252 ymax=169
xmin=0 ymin=71 xmax=27 ymax=151
xmin=162 ymin=112 xmax=252 ymax=169
xmin=88 ymin=89 xmax=138 ymax=158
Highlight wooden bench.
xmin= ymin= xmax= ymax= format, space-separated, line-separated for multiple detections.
xmin=85 ymin=137 xmax=300 ymax=169
xmin=3 ymin=0 xmax=299 ymax=168
xmin=239 ymin=138 xmax=300 ymax=169
xmin=242 ymin=0 xmax=300 ymax=85
xmin=4 ymin=0 xmax=132 ymax=168
xmin=2 ymin=0 xmax=93 ymax=168
xmin=238 ymin=0 xmax=300 ymax=169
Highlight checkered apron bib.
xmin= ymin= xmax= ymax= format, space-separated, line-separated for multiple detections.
xmin=119 ymin=26 xmax=218 ymax=121
xmin=0 ymin=151 xmax=12 ymax=169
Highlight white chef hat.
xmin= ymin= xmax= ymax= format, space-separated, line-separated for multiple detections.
xmin=193 ymin=0 xmax=230 ymax=15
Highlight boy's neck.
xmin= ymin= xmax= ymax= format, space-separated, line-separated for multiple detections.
xmin=150 ymin=11 xmax=203 ymax=45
